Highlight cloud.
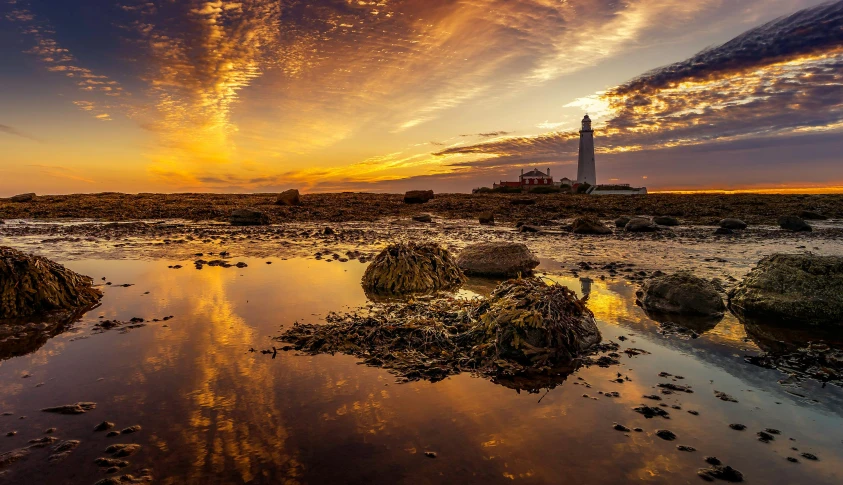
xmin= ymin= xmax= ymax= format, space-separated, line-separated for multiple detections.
xmin=0 ymin=123 xmax=40 ymax=142
xmin=436 ymin=1 xmax=843 ymax=180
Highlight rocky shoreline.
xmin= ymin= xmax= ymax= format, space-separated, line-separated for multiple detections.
xmin=1 ymin=192 xmax=841 ymax=225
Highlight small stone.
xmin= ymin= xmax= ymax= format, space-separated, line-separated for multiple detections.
xmin=655 ymin=429 xmax=677 ymax=441
xmin=800 ymin=453 xmax=818 ymax=461
xmin=677 ymin=445 xmax=696 ymax=452
xmin=94 ymin=421 xmax=115 ymax=432
xmin=729 ymin=424 xmax=746 ymax=431
xmin=613 ymin=424 xmax=631 ymax=432
xmin=424 ymin=451 xmax=437 ymax=458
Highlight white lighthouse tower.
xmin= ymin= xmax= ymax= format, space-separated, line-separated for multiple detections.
xmin=576 ymin=114 xmax=597 ymax=186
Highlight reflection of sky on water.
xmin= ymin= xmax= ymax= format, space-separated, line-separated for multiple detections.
xmin=0 ymin=257 xmax=842 ymax=484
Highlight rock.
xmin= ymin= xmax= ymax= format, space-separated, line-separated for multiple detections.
xmin=361 ymin=242 xmax=464 ymax=295
xmin=728 ymin=254 xmax=843 ymax=327
xmin=478 ymin=278 xmax=602 ymax=364
xmin=636 ymin=271 xmax=725 ymax=317
xmin=95 ymin=457 xmax=129 ymax=468
xmin=757 ymin=431 xmax=775 ymax=442
xmin=625 ymin=218 xmax=658 ymax=232
xmin=615 ymin=216 xmax=632 ymax=228
xmin=655 ymin=429 xmax=677 ymax=440
xmin=800 ymin=210 xmax=827 ymax=220
xmin=41 ymin=402 xmax=96 ymax=415
xmin=729 ymin=424 xmax=746 ymax=431
xmin=572 ymin=217 xmax=612 ymax=235
xmin=777 ymin=215 xmax=811 ymax=232
xmin=424 ymin=451 xmax=437 ymax=458
xmin=714 ymin=228 xmax=734 ymax=235
xmin=677 ymin=445 xmax=696 ymax=452
xmin=633 ymin=405 xmax=669 ymax=419
xmin=49 ymin=440 xmax=80 ymax=461
xmin=519 ymin=225 xmax=541 ymax=233
xmin=698 ymin=465 xmax=744 ymax=482
xmin=120 ymin=425 xmax=141 ymax=434
xmin=105 ymin=443 xmax=141 ymax=458
xmin=511 ymin=198 xmax=536 ymax=206
xmin=94 ymin=421 xmax=115 ymax=432
xmin=613 ymin=424 xmax=631 ymax=432
xmin=229 ymin=209 xmax=269 ymax=226
xmin=412 ymin=214 xmax=432 ymax=223
xmin=0 ymin=247 xmax=102 ymax=319
xmin=275 ymin=189 xmax=301 ymax=206
xmin=403 ymin=190 xmax=434 ymax=204
xmin=322 ymin=227 xmax=335 ymax=235
xmin=478 ymin=212 xmax=495 ymax=225
xmin=720 ymin=218 xmax=748 ymax=230
xmin=653 ymin=216 xmax=679 ymax=226
xmin=10 ymin=193 xmax=35 ymax=203
xmin=456 ymin=242 xmax=540 ymax=277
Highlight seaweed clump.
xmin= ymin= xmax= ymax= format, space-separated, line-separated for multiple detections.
xmin=361 ymin=242 xmax=465 ymax=295
xmin=278 ymin=278 xmax=607 ymax=386
xmin=1 ymin=246 xmax=102 ymax=318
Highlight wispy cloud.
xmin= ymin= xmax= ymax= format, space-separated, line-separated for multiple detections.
xmin=0 ymin=123 xmax=40 ymax=142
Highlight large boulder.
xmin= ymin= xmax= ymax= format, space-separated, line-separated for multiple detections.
xmin=275 ymin=189 xmax=301 ymax=206
xmin=457 ymin=242 xmax=540 ymax=277
xmin=625 ymin=218 xmax=658 ymax=232
xmin=615 ymin=216 xmax=632 ymax=228
xmin=728 ymin=254 xmax=843 ymax=327
xmin=572 ymin=216 xmax=612 ymax=235
xmin=636 ymin=271 xmax=725 ymax=317
xmin=10 ymin=193 xmax=35 ymax=203
xmin=403 ymin=190 xmax=434 ymax=204
xmin=1 ymin=247 xmax=102 ymax=319
xmin=475 ymin=278 xmax=602 ymax=364
xmin=362 ymin=242 xmax=464 ymax=295
xmin=778 ymin=215 xmax=811 ymax=232
xmin=653 ymin=216 xmax=680 ymax=226
xmin=719 ymin=218 xmax=747 ymax=230
xmin=230 ymin=209 xmax=269 ymax=226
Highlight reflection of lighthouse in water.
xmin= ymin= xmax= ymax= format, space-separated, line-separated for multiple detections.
xmin=580 ymin=277 xmax=594 ymax=300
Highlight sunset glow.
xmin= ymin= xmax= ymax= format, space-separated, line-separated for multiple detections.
xmin=2 ymin=0 xmax=842 ymax=195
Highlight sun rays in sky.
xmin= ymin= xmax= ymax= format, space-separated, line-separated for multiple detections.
xmin=1 ymin=0 xmax=842 ymax=194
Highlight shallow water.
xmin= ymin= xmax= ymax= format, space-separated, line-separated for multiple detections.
xmin=2 ymin=223 xmax=843 ymax=484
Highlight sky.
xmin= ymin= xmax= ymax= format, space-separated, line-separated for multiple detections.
xmin=1 ymin=0 xmax=842 ymax=195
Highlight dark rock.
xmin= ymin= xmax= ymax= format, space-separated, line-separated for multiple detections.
xmin=456 ymin=242 xmax=540 ymax=277
xmin=412 ymin=214 xmax=433 ymax=223
xmin=105 ymin=443 xmax=141 ymax=458
xmin=511 ymin=198 xmax=536 ymax=206
xmin=519 ymin=224 xmax=541 ymax=233
xmin=757 ymin=431 xmax=775 ymax=442
xmin=478 ymin=212 xmax=495 ymax=225
xmin=121 ymin=425 xmax=141 ymax=434
xmin=800 ymin=452 xmax=818 ymax=460
xmin=41 ymin=402 xmax=96 ymax=415
xmin=729 ymin=424 xmax=746 ymax=431
xmin=1 ymin=247 xmax=103 ymax=319
xmin=424 ymin=451 xmax=437 ymax=458
xmin=229 ymin=209 xmax=269 ymax=226
xmin=323 ymin=227 xmax=335 ymax=235
xmin=625 ymin=218 xmax=658 ymax=232
xmin=656 ymin=429 xmax=677 ymax=440
xmin=94 ymin=421 xmax=115 ymax=432
xmin=572 ymin=217 xmax=612 ymax=235
xmin=728 ymin=254 xmax=843 ymax=327
xmin=705 ymin=457 xmax=722 ymax=466
xmin=633 ymin=405 xmax=669 ymax=419
xmin=403 ymin=190 xmax=434 ymax=204
xmin=613 ymin=424 xmax=631 ymax=432
xmin=800 ymin=210 xmax=827 ymax=220
xmin=615 ymin=216 xmax=632 ymax=228
xmin=49 ymin=440 xmax=80 ymax=461
xmin=10 ymin=193 xmax=35 ymax=203
xmin=654 ymin=216 xmax=679 ymax=226
xmin=698 ymin=465 xmax=744 ymax=482
xmin=636 ymin=271 xmax=725 ymax=317
xmin=275 ymin=189 xmax=301 ymax=206
xmin=677 ymin=445 xmax=696 ymax=452
xmin=720 ymin=218 xmax=748 ymax=230
xmin=715 ymin=391 xmax=738 ymax=402
xmin=777 ymin=215 xmax=812 ymax=232
xmin=714 ymin=228 xmax=734 ymax=235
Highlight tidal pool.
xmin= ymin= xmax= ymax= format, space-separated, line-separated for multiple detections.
xmin=1 ymin=224 xmax=842 ymax=484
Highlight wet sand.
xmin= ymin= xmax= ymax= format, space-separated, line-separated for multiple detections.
xmin=1 ymin=216 xmax=842 ymax=484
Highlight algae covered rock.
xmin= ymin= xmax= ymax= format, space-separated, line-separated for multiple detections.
xmin=456 ymin=242 xmax=539 ymax=277
xmin=1 ymin=247 xmax=102 ymax=319
xmin=625 ymin=218 xmax=658 ymax=232
xmin=636 ymin=271 xmax=725 ymax=317
xmin=728 ymin=254 xmax=843 ymax=327
xmin=778 ymin=215 xmax=811 ymax=232
xmin=403 ymin=190 xmax=434 ymax=204
xmin=362 ymin=242 xmax=464 ymax=295
xmin=474 ymin=278 xmax=601 ymax=365
xmin=720 ymin=218 xmax=747 ymax=230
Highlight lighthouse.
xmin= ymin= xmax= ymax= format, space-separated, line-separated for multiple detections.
xmin=576 ymin=114 xmax=597 ymax=186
